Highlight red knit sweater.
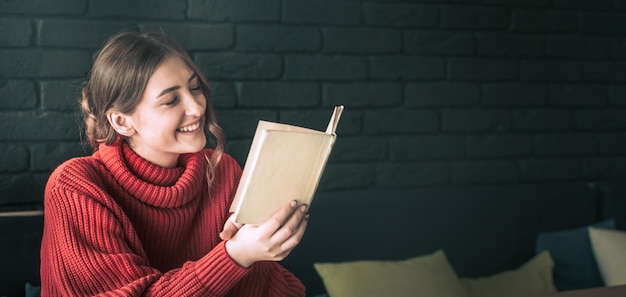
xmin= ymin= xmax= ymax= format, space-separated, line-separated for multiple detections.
xmin=40 ymin=138 xmax=305 ymax=296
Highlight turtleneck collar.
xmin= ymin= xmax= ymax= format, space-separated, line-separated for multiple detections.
xmin=96 ymin=137 xmax=206 ymax=208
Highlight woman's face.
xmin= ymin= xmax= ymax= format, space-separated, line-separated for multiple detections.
xmin=124 ymin=55 xmax=207 ymax=168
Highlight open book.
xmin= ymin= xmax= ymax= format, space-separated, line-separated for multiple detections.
xmin=229 ymin=105 xmax=344 ymax=224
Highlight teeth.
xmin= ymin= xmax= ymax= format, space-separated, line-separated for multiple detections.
xmin=178 ymin=122 xmax=200 ymax=132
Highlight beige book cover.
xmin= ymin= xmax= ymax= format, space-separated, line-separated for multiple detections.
xmin=229 ymin=105 xmax=344 ymax=224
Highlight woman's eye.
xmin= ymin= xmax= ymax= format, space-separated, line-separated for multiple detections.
xmin=165 ymin=96 xmax=179 ymax=106
xmin=190 ymin=85 xmax=201 ymax=92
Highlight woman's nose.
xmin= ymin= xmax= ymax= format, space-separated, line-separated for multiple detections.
xmin=184 ymin=94 xmax=205 ymax=116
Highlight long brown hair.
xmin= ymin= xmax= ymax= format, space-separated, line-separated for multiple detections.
xmin=80 ymin=30 xmax=225 ymax=183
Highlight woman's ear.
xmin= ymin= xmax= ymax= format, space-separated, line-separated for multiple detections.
xmin=107 ymin=111 xmax=135 ymax=136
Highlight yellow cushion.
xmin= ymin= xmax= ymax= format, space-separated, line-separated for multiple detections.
xmin=314 ymin=250 xmax=469 ymax=297
xmin=460 ymin=251 xmax=557 ymax=297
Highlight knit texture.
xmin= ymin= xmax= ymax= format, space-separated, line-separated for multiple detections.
xmin=40 ymin=138 xmax=305 ymax=296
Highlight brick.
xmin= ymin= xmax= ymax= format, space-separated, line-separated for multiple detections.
xmin=377 ymin=161 xmax=449 ymax=187
xmin=238 ymin=82 xmax=319 ymax=108
xmin=548 ymin=84 xmax=608 ymax=107
xmin=194 ymin=53 xmax=282 ymax=80
xmin=513 ymin=109 xmax=575 ymax=131
xmin=584 ymin=156 xmax=626 ymax=178
xmin=284 ymin=55 xmax=367 ymax=81
xmin=236 ymin=25 xmax=320 ymax=52
xmin=320 ymin=163 xmax=376 ymax=190
xmin=554 ymin=0 xmax=611 ymax=9
xmin=330 ymin=136 xmax=388 ymax=162
xmin=442 ymin=6 xmax=509 ymax=29
xmin=390 ymin=135 xmax=464 ymax=161
xmin=0 ymin=49 xmax=91 ymax=78
xmin=283 ymin=0 xmax=361 ymax=25
xmin=0 ymin=0 xmax=85 ymax=14
xmin=583 ymin=61 xmax=626 ymax=82
xmin=404 ymin=31 xmax=474 ymax=55
xmin=483 ymin=0 xmax=550 ymax=6
xmin=598 ymin=132 xmax=626 ymax=155
xmin=482 ymin=83 xmax=547 ymax=106
xmin=0 ymin=80 xmax=38 ymax=110
xmin=323 ymin=28 xmax=401 ymax=54
xmin=449 ymin=58 xmax=517 ymax=81
xmin=513 ymin=9 xmax=577 ymax=32
xmin=576 ymin=109 xmax=626 ymax=130
xmin=442 ymin=109 xmax=512 ymax=132
xmin=610 ymin=85 xmax=626 ymax=106
xmin=467 ymin=134 xmax=533 ymax=157
xmin=610 ymin=36 xmax=626 ymax=58
xmin=520 ymin=158 xmax=581 ymax=181
xmin=31 ymin=142 xmax=86 ymax=171
xmin=364 ymin=110 xmax=438 ymax=134
xmin=534 ymin=133 xmax=596 ymax=156
xmin=611 ymin=1 xmax=626 ymax=9
xmin=323 ymin=83 xmax=402 ymax=107
xmin=580 ymin=12 xmax=626 ymax=34
xmin=546 ymin=35 xmax=608 ymax=58
xmin=214 ymin=109 xmax=277 ymax=138
xmin=38 ymin=20 xmax=135 ymax=48
xmin=40 ymin=80 xmax=83 ymax=111
xmin=369 ymin=56 xmax=445 ymax=80
xmin=405 ymin=82 xmax=480 ymax=107
xmin=363 ymin=3 xmax=438 ymax=28
xmin=0 ymin=111 xmax=79 ymax=140
xmin=189 ymin=0 xmax=280 ymax=22
xmin=89 ymin=0 xmax=185 ymax=19
xmin=140 ymin=24 xmax=234 ymax=51
xmin=0 ymin=144 xmax=29 ymax=172
xmin=209 ymin=81 xmax=237 ymax=108
xmin=476 ymin=33 xmax=544 ymax=57
xmin=452 ymin=160 xmax=519 ymax=184
xmin=0 ymin=18 xmax=32 ymax=47
xmin=0 ymin=173 xmax=48 ymax=205
xmin=519 ymin=59 xmax=581 ymax=81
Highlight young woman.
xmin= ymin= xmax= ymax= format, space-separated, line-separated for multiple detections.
xmin=40 ymin=30 xmax=308 ymax=296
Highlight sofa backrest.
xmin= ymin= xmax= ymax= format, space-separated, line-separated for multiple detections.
xmin=281 ymin=181 xmax=601 ymax=296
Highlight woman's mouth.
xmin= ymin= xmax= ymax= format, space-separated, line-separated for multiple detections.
xmin=177 ymin=122 xmax=201 ymax=132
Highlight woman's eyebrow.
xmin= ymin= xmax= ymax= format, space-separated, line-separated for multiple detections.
xmin=157 ymin=73 xmax=199 ymax=98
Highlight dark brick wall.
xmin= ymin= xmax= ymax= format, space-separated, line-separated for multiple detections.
xmin=2 ymin=0 xmax=626 ymax=209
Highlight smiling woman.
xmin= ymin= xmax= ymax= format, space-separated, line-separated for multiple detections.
xmin=39 ymin=30 xmax=309 ymax=297
xmin=107 ymin=56 xmax=208 ymax=168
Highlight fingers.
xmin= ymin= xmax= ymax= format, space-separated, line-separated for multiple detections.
xmin=271 ymin=204 xmax=307 ymax=243
xmin=279 ymin=210 xmax=308 ymax=252
xmin=257 ymin=200 xmax=300 ymax=235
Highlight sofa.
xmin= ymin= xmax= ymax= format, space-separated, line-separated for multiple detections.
xmin=2 ymin=178 xmax=626 ymax=297
xmin=281 ymin=179 xmax=626 ymax=296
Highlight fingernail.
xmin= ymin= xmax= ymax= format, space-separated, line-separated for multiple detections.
xmin=290 ymin=200 xmax=298 ymax=207
xmin=300 ymin=204 xmax=308 ymax=212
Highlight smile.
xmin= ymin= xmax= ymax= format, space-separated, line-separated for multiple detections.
xmin=177 ymin=121 xmax=201 ymax=132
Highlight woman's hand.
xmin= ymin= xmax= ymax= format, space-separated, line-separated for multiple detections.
xmin=223 ymin=200 xmax=308 ymax=268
